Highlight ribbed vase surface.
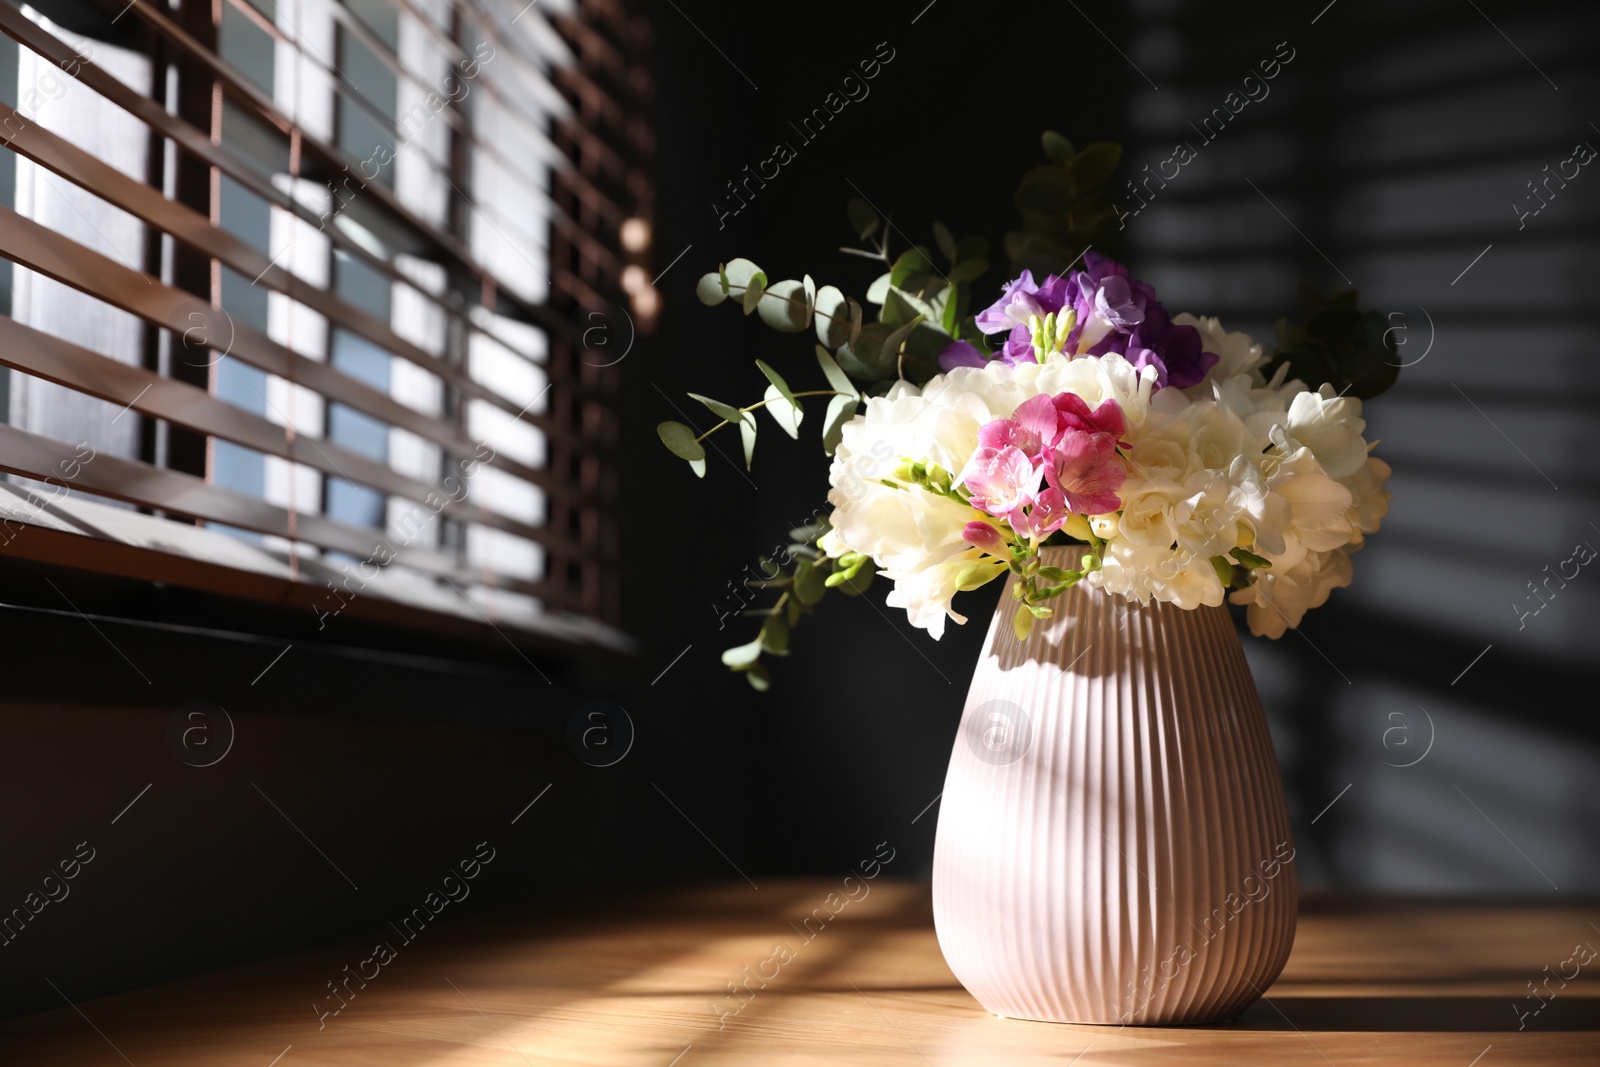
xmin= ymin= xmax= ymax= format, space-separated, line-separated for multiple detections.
xmin=931 ymin=548 xmax=1297 ymax=1025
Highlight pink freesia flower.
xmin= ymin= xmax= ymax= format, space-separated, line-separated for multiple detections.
xmin=957 ymin=445 xmax=1042 ymax=517
xmin=1052 ymin=393 xmax=1128 ymax=445
xmin=1046 ymin=430 xmax=1126 ymax=515
xmin=976 ymin=393 xmax=1059 ymax=457
xmin=1013 ymin=486 xmax=1071 ymax=539
xmin=958 ymin=392 xmax=1129 ymax=540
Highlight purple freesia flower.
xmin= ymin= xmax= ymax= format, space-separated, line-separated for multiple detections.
xmin=974 ymin=270 xmax=1075 ymax=335
xmin=961 ymin=252 xmax=1221 ymax=390
xmin=1124 ymin=323 xmax=1218 ymax=390
xmin=937 ymin=339 xmax=990 ymax=371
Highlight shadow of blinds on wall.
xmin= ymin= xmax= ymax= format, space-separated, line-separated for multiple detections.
xmin=0 ymin=0 xmax=645 ymax=652
xmin=1122 ymin=0 xmax=1600 ymax=890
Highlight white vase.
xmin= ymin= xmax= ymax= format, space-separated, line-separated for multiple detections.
xmin=931 ymin=547 xmax=1297 ymax=1025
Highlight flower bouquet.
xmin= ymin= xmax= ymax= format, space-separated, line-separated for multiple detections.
xmin=661 ymin=133 xmax=1402 ymax=1024
xmin=660 ymin=134 xmax=1396 ymax=687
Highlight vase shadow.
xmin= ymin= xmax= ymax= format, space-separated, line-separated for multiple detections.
xmin=988 ymin=573 xmax=1222 ymax=681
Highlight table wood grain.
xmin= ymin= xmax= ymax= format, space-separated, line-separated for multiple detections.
xmin=2 ymin=881 xmax=1597 ymax=1065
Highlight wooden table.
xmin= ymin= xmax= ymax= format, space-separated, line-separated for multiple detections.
xmin=2 ymin=881 xmax=1597 ymax=1065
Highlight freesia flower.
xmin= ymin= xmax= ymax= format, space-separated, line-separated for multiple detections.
xmin=938 ymin=339 xmax=989 ymax=371
xmin=965 ymin=256 xmax=1222 ymax=388
xmin=958 ymin=445 xmax=1043 ymax=517
xmin=1045 ymin=430 xmax=1126 ymax=515
xmin=1230 ymin=546 xmax=1355 ymax=637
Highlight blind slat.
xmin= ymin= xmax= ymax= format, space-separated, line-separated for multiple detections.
xmin=0 ymin=202 xmax=566 ymax=510
xmin=0 ymin=420 xmax=560 ymax=593
xmin=0 ymin=99 xmax=565 ymax=439
xmin=0 ymin=314 xmax=565 ymax=552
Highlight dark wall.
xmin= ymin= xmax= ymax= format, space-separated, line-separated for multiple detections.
xmin=1115 ymin=0 xmax=1600 ymax=891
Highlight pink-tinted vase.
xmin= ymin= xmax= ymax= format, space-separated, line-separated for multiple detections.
xmin=931 ymin=548 xmax=1297 ymax=1025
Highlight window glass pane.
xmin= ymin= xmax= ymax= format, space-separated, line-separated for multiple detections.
xmin=219 ymin=1 xmax=274 ymax=96
xmin=337 ymin=31 xmax=397 ymax=187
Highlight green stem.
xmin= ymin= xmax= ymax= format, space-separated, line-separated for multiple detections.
xmin=727 ymin=284 xmax=846 ymax=324
xmin=694 ymin=389 xmax=850 ymax=443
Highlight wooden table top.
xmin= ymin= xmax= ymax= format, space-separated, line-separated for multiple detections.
xmin=3 ymin=881 xmax=1597 ymax=1065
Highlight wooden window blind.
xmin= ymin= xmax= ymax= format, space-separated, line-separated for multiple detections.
xmin=0 ymin=0 xmax=647 ymax=652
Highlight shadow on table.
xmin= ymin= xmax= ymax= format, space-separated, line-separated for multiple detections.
xmin=1228 ymin=995 xmax=1600 ymax=1032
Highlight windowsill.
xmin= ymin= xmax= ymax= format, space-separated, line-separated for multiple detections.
xmin=0 ymin=482 xmax=632 ymax=655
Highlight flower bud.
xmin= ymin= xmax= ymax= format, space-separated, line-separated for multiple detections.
xmin=1062 ymin=513 xmax=1094 ymax=542
xmin=963 ymin=521 xmax=1008 ymax=555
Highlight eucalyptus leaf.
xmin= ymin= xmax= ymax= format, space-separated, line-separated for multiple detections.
xmin=815 ymin=345 xmax=857 ymax=396
xmin=846 ymin=197 xmax=879 ymax=240
xmin=689 ymin=457 xmax=706 ymax=478
xmin=721 ymin=639 xmax=763 ymax=670
xmin=754 ymin=359 xmax=796 ymax=404
xmin=759 ymin=613 xmax=790 ymax=655
xmin=724 ymin=257 xmax=762 ymax=290
xmin=889 ymin=247 xmax=933 ymax=289
xmin=1068 ymin=141 xmax=1122 ymax=192
xmin=763 ymin=383 xmax=802 ymax=438
xmin=687 ymin=393 xmax=743 ymax=424
xmin=836 ymin=321 xmax=896 ymax=380
xmin=757 ymin=278 xmax=811 ymax=332
xmin=932 ymin=221 xmax=957 ymax=263
xmin=695 ymin=272 xmax=727 ymax=305
xmin=941 ymin=286 xmax=961 ymax=335
xmin=793 ymin=559 xmax=827 ymax=605
xmin=865 ymin=272 xmax=891 ymax=305
xmin=814 ymin=285 xmax=852 ymax=348
xmin=885 ymin=286 xmax=938 ymax=327
xmin=880 ymin=314 xmax=925 ymax=370
xmin=789 ymin=519 xmax=828 ymax=541
xmin=739 ymin=412 xmax=757 ymax=469
xmin=946 ymin=257 xmax=989 ymax=285
xmin=746 ymin=662 xmax=772 ymax=691
xmin=657 ymin=420 xmax=704 ymax=461
xmin=742 ymin=272 xmax=767 ymax=314
xmin=1041 ymin=130 xmax=1075 ymax=163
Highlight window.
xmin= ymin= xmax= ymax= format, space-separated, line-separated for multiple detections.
xmin=0 ymin=0 xmax=649 ymax=651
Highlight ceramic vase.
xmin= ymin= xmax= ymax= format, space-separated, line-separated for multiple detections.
xmin=931 ymin=547 xmax=1297 ymax=1025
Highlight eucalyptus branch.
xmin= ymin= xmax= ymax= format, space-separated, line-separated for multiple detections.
xmin=725 ymin=283 xmax=849 ymax=324
xmin=694 ymin=389 xmax=850 ymax=444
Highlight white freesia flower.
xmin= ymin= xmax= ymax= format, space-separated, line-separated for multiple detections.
xmin=1230 ymin=546 xmax=1355 ymax=638
xmin=1260 ymin=445 xmax=1354 ymax=568
xmin=1176 ymin=313 xmax=1268 ymax=387
xmin=1284 ymin=386 xmax=1369 ymax=479
xmin=1095 ymin=538 xmax=1226 ymax=609
xmin=1340 ymin=453 xmax=1392 ymax=543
